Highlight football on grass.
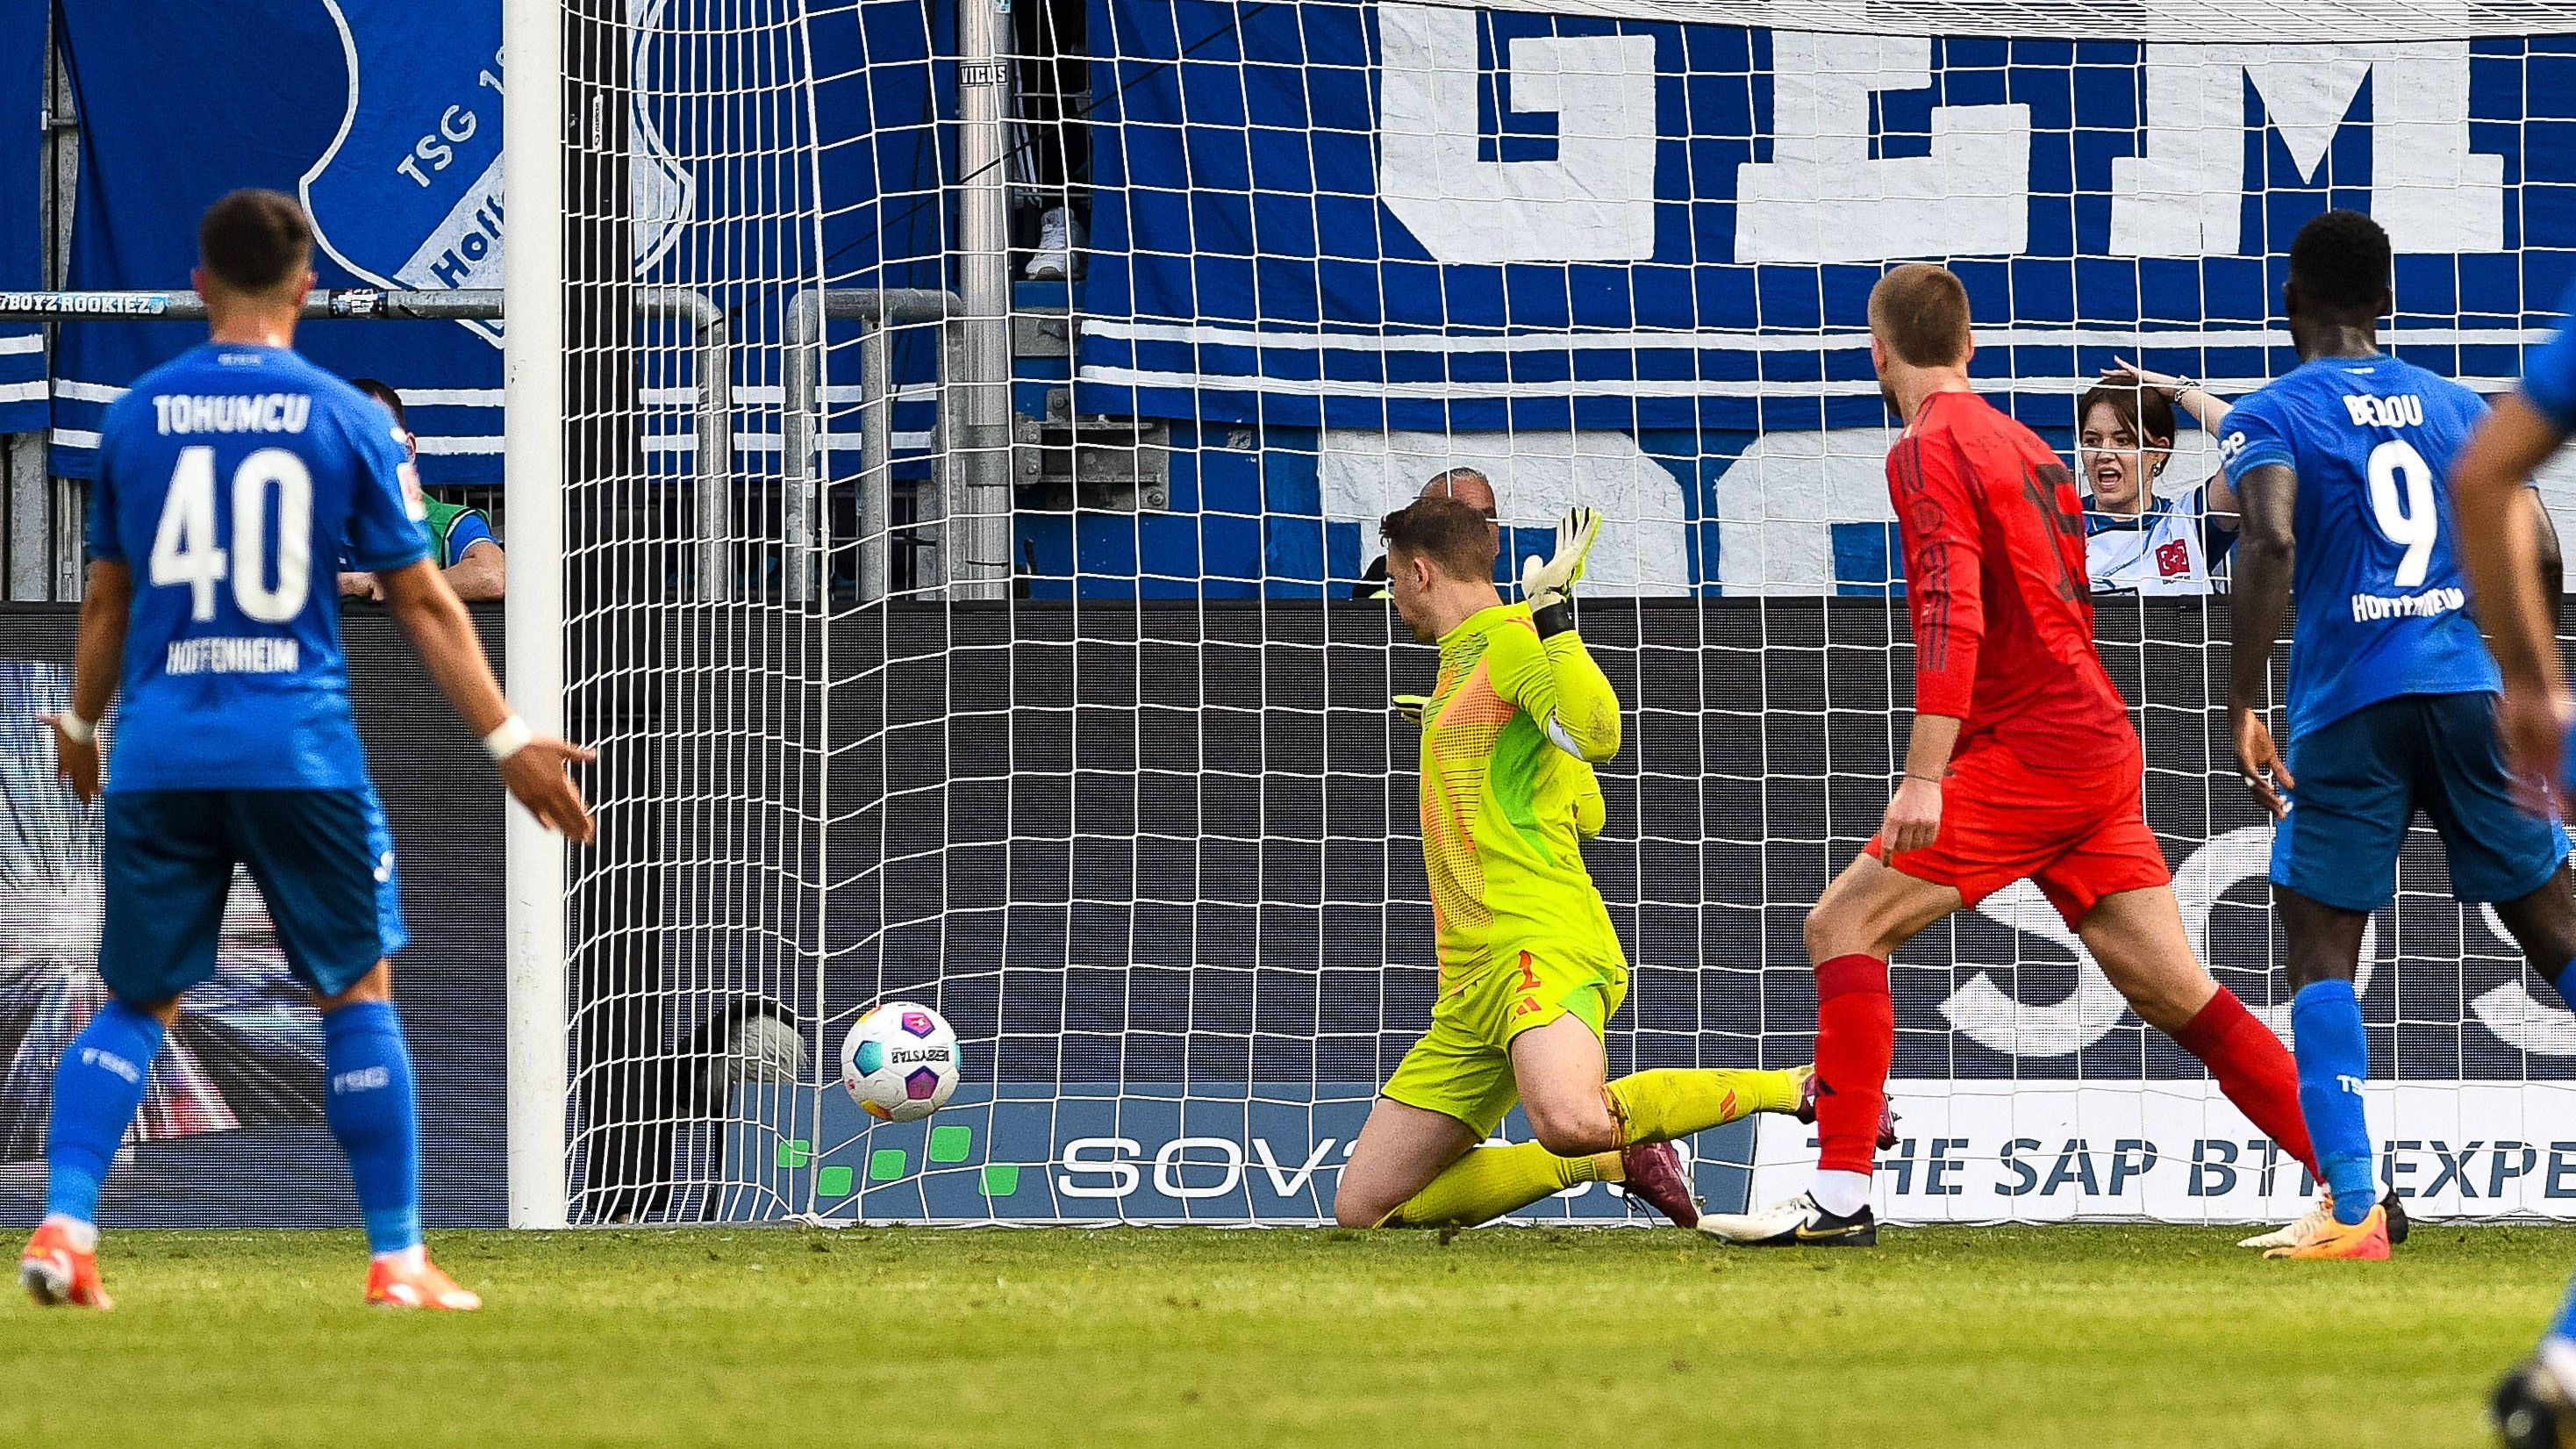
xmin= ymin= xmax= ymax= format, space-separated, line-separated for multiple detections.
xmin=840 ymin=1001 xmax=961 ymax=1122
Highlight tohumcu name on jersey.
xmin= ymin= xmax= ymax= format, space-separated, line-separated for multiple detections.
xmin=150 ymin=392 xmax=314 ymax=436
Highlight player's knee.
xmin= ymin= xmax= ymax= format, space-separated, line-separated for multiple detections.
xmin=1330 ymin=1185 xmax=1388 ymax=1229
xmin=1525 ymin=1101 xmax=1620 ymax=1158
xmin=312 ymin=960 xmax=395 ymax=1013
xmin=1805 ymin=896 xmax=1885 ymax=965
xmin=112 ymin=997 xmax=183 ymax=1029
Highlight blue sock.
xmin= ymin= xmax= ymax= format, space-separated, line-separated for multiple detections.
xmin=44 ymin=1001 xmax=167 ymax=1224
xmin=322 ymin=1001 xmax=422 ymax=1255
xmin=2292 ymin=979 xmax=2376 ymax=1225
xmin=2550 ymin=1273 xmax=2576 ymax=1346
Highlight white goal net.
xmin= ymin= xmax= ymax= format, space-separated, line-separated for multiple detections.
xmin=519 ymin=0 xmax=2576 ymax=1225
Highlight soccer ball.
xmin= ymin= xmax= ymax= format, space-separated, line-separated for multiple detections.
xmin=839 ymin=1001 xmax=961 ymax=1122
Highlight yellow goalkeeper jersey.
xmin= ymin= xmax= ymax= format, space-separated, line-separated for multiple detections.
xmin=1417 ymin=603 xmax=1626 ymax=980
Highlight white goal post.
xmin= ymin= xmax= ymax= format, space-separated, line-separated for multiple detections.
xmin=501 ymin=0 xmax=568 ymax=1231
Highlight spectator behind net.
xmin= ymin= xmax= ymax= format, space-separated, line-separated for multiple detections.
xmin=337 ymin=379 xmax=505 ymax=602
xmin=1356 ymin=468 xmax=1502 ymax=599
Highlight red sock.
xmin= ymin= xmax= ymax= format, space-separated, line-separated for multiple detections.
xmin=1813 ymin=954 xmax=1894 ymax=1176
xmin=2174 ymin=986 xmax=2320 ymax=1181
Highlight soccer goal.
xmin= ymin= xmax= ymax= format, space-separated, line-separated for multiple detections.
xmin=501 ymin=0 xmax=2576 ymax=1227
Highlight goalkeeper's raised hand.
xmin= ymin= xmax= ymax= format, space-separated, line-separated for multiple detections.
xmin=1520 ymin=506 xmax=1601 ymax=637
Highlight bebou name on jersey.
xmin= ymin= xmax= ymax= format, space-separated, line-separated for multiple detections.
xmin=2343 ymin=393 xmax=2428 ymax=428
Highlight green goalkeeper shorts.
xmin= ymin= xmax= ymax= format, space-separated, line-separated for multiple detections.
xmin=1379 ymin=949 xmax=1628 ymax=1138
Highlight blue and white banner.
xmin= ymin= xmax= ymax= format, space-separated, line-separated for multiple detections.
xmin=1081 ymin=4 xmax=2576 ymax=437
xmin=47 ymin=0 xmax=952 ymax=512
xmin=0 ymin=3 xmax=47 ymax=434
xmin=49 ymin=0 xmax=512 ymax=484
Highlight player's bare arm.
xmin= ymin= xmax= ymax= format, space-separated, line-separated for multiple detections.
xmin=42 ymin=560 xmax=132 ymax=804
xmin=2227 ymin=460 xmax=2299 ymax=817
xmin=376 ymin=558 xmax=597 ymax=843
xmin=2455 ymin=393 xmax=2574 ymax=793
xmin=1882 ymin=712 xmax=1960 ymax=857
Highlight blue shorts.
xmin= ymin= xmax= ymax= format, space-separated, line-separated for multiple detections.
xmin=2272 ymin=692 xmax=2570 ymax=912
xmin=100 ymin=788 xmax=408 ymax=1003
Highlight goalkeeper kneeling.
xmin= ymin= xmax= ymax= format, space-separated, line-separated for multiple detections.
xmin=1335 ymin=499 xmax=1884 ymax=1230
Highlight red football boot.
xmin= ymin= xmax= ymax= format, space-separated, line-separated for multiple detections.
xmin=1619 ymin=1139 xmax=1703 ymax=1228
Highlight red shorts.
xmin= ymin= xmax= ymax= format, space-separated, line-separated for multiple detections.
xmin=1865 ymin=743 xmax=2172 ymax=926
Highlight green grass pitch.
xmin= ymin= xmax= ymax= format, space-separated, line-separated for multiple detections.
xmin=4 ymin=1223 xmax=2569 ymax=1447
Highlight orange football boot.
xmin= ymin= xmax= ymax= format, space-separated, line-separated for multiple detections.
xmin=20 ymin=1222 xmax=113 ymax=1309
xmin=365 ymin=1254 xmax=483 ymax=1311
xmin=2266 ymin=1202 xmax=2392 ymax=1261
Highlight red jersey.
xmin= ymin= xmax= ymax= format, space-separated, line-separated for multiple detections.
xmin=1888 ymin=390 xmax=2136 ymax=771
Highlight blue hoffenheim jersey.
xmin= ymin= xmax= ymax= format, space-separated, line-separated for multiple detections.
xmin=87 ymin=343 xmax=427 ymax=792
xmin=2219 ymin=355 xmax=2499 ymax=741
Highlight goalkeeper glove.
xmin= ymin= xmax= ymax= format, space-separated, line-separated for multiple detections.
xmin=1392 ymin=693 xmax=1428 ymax=726
xmin=1521 ymin=506 xmax=1601 ymax=638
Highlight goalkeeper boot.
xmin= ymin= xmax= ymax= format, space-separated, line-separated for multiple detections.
xmin=2495 ymin=1343 xmax=2576 ymax=1449
xmin=2238 ymin=1187 xmax=2408 ymax=1252
xmin=1792 ymin=1064 xmax=1900 ymax=1150
xmin=366 ymin=1251 xmax=483 ymax=1311
xmin=1617 ymin=1140 xmax=1701 ymax=1228
xmin=19 ymin=1220 xmax=112 ymax=1310
xmin=2265 ymin=1202 xmax=2391 ymax=1261
xmin=1698 ymin=1191 xmax=1876 ymax=1249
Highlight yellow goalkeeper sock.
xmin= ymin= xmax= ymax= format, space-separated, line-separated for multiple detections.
xmin=1607 ymin=1068 xmax=1800 ymax=1144
xmin=1385 ymin=1144 xmax=1622 ymax=1229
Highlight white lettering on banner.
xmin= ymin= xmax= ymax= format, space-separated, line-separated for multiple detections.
xmin=1376 ymin=3 xmax=1658 ymax=263
xmin=1750 ymin=1081 xmax=2576 ymax=1222
xmin=1057 ymin=1137 xmax=1144 ymax=1198
xmin=1940 ymin=826 xmax=2379 ymax=1055
xmin=2112 ymin=42 xmax=2503 ymax=255
xmin=1153 ymin=1137 xmax=1249 ymax=1198
xmin=1251 ymin=1137 xmax=1340 ymax=1197
xmin=2473 ymin=901 xmax=2576 ymax=1056
xmin=1733 ymin=33 xmax=2031 ymax=263
xmin=1370 ymin=34 xmax=2500 ymax=265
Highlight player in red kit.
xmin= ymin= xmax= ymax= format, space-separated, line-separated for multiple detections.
xmin=1700 ymin=264 xmax=2328 ymax=1248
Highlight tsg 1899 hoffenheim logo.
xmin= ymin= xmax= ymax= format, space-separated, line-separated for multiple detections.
xmin=298 ymin=0 xmax=693 ymax=345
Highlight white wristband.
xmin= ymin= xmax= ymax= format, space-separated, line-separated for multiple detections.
xmin=483 ymin=715 xmax=533 ymax=762
xmin=56 ymin=711 xmax=95 ymax=744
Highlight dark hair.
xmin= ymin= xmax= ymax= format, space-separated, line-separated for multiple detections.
xmin=2288 ymin=209 xmax=2392 ymax=319
xmin=197 ymin=190 xmax=312 ymax=298
xmin=1378 ymin=496 xmax=1498 ymax=583
xmin=349 ymin=377 xmax=408 ymax=428
xmin=2076 ymin=383 xmax=2174 ymax=451
xmin=1869 ymin=262 xmax=1973 ymax=368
